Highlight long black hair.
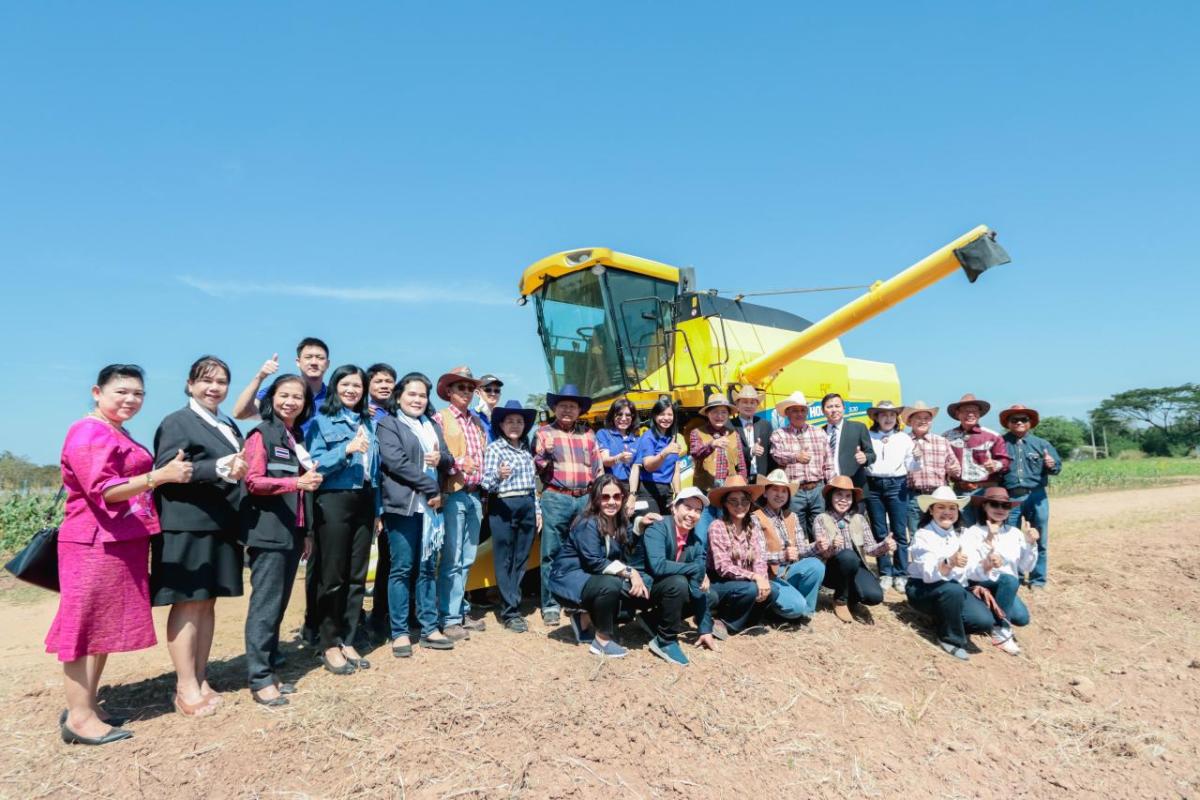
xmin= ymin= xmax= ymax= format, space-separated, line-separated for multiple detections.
xmin=320 ymin=364 xmax=370 ymax=421
xmin=259 ymin=374 xmax=314 ymax=436
xmin=574 ymin=475 xmax=631 ymax=547
xmin=648 ymin=394 xmax=679 ymax=437
xmin=604 ymin=397 xmax=638 ymax=434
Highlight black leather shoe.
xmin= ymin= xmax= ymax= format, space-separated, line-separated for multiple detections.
xmin=252 ymin=691 xmax=290 ymax=707
xmin=61 ymin=709 xmax=128 ymax=727
xmin=350 ymin=657 xmax=371 ymax=670
xmin=61 ymin=723 xmax=133 ymax=746
xmin=392 ymin=642 xmax=413 ymax=658
xmin=276 ymin=683 xmax=297 ymax=695
xmin=320 ymin=653 xmax=357 ymax=675
xmin=419 ymin=636 xmax=454 ymax=651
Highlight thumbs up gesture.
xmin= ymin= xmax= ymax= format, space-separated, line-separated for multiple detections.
xmin=346 ymin=425 xmax=370 ymax=455
xmin=160 ymin=448 xmax=194 ymax=484
xmin=951 ymin=545 xmax=969 ymax=569
xmin=797 ymin=444 xmax=812 ymax=465
xmin=854 ymin=445 xmax=867 ymax=465
xmin=1025 ymin=527 xmax=1041 ymax=545
xmin=423 ymin=442 xmax=440 ymax=468
xmin=297 ymin=460 xmax=323 ymax=491
xmin=883 ymin=533 xmax=897 ymax=555
xmin=499 ymin=460 xmax=513 ymax=479
xmin=257 ymin=353 xmax=280 ymax=380
xmin=228 ymin=446 xmax=248 ymax=480
xmin=1043 ymin=450 xmax=1056 ymax=469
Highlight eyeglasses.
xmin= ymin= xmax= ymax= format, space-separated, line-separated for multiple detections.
xmin=724 ymin=496 xmax=752 ymax=507
xmin=481 ymin=386 xmax=501 ymax=395
xmin=1008 ymin=416 xmax=1030 ymax=424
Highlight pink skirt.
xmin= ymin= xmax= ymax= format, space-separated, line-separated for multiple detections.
xmin=45 ymin=536 xmax=157 ymax=662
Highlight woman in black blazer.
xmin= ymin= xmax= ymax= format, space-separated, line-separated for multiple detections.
xmin=151 ymin=356 xmax=249 ymax=716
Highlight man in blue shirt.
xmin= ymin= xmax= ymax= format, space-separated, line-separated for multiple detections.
xmin=998 ymin=404 xmax=1062 ymax=590
xmin=232 ymin=336 xmax=330 ymax=434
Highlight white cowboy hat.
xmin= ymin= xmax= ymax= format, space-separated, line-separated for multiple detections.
xmin=899 ymin=400 xmax=939 ymax=426
xmin=774 ymin=391 xmax=809 ymax=416
xmin=730 ymin=385 xmax=764 ymax=403
xmin=866 ymin=400 xmax=907 ymax=421
xmin=916 ymin=486 xmax=969 ymax=512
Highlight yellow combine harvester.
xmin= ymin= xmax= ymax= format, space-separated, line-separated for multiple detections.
xmin=463 ymin=225 xmax=1009 ymax=591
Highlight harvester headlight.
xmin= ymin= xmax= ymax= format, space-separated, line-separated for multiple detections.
xmin=516 ymin=296 xmax=528 ymax=307
xmin=564 ymin=249 xmax=594 ymax=266
xmin=590 ymin=265 xmax=606 ymax=276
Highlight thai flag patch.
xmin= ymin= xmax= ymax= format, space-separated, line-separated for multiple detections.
xmin=273 ymin=447 xmax=291 ymax=459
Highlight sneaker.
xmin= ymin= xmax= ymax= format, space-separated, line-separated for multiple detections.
xmin=711 ymin=619 xmax=730 ymax=641
xmin=991 ymin=625 xmax=1020 ymax=656
xmin=504 ymin=617 xmax=528 ymax=633
xmin=567 ymin=612 xmax=595 ymax=645
xmin=649 ymin=636 xmax=689 ymax=666
xmin=588 ymin=639 xmax=628 ymax=658
xmin=892 ymin=576 xmax=908 ymax=593
xmin=543 ymin=609 xmax=561 ymax=626
xmin=463 ymin=617 xmax=487 ymax=633
xmin=442 ymin=624 xmax=470 ymax=642
xmin=878 ymin=575 xmax=893 ymax=592
xmin=939 ymin=641 xmax=970 ymax=661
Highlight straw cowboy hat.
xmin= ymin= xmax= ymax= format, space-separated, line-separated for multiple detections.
xmin=730 ymin=385 xmax=764 ymax=403
xmin=707 ymin=475 xmax=765 ymax=507
xmin=969 ymin=486 xmax=1022 ymax=508
xmin=545 ymin=384 xmax=594 ymax=414
xmin=947 ymin=393 xmax=992 ymax=420
xmin=700 ymin=391 xmax=735 ymax=414
xmin=774 ymin=391 xmax=809 ymax=416
xmin=916 ymin=486 xmax=969 ymax=512
xmin=866 ymin=400 xmax=907 ymax=421
xmin=998 ymin=404 xmax=1041 ymax=429
xmin=821 ymin=474 xmax=864 ymax=503
xmin=756 ymin=469 xmax=798 ymax=501
xmin=436 ymin=365 xmax=480 ymax=401
xmin=899 ymin=400 xmax=940 ymax=426
xmin=490 ymin=400 xmax=538 ymax=436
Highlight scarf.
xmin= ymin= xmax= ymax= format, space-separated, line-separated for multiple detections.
xmin=398 ymin=412 xmax=445 ymax=561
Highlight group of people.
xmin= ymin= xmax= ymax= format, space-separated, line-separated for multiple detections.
xmin=46 ymin=335 xmax=1061 ymax=746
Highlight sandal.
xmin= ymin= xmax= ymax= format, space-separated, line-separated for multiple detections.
xmin=174 ymin=692 xmax=218 ymax=718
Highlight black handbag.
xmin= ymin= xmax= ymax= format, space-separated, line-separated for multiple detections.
xmin=4 ymin=487 xmax=65 ymax=592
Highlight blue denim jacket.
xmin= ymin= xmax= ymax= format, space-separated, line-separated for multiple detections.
xmin=1001 ymin=432 xmax=1061 ymax=491
xmin=305 ymin=410 xmax=380 ymax=490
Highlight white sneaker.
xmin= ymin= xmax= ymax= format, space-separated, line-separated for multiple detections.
xmin=991 ymin=625 xmax=1020 ymax=656
xmin=892 ymin=576 xmax=908 ymax=593
xmin=877 ymin=575 xmax=893 ymax=592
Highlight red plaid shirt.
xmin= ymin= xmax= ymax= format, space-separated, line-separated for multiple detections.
xmin=907 ymin=431 xmax=961 ymax=491
xmin=436 ymin=405 xmax=487 ymax=488
xmin=769 ymin=424 xmax=833 ymax=484
xmin=688 ymin=424 xmax=748 ymax=484
xmin=534 ymin=423 xmax=602 ymax=491
xmin=707 ymin=517 xmax=768 ymax=581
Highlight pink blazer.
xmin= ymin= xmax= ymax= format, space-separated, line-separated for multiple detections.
xmin=59 ymin=417 xmax=161 ymax=544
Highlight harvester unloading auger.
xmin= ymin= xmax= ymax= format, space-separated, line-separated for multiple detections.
xmin=462 ymin=226 xmax=1010 ymax=592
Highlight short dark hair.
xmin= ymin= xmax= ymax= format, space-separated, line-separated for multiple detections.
xmin=320 ymin=364 xmax=369 ymax=420
xmin=648 ymin=395 xmax=678 ymax=437
xmin=604 ymin=397 xmax=638 ymax=433
xmin=396 ymin=371 xmax=437 ymax=419
xmin=185 ymin=355 xmax=231 ymax=397
xmin=821 ymin=392 xmax=843 ymax=409
xmin=96 ymin=364 xmax=144 ymax=387
xmin=367 ymin=363 xmax=398 ymax=414
xmin=367 ymin=363 xmax=397 ymax=382
xmin=259 ymin=374 xmax=313 ymax=434
xmin=296 ymin=337 xmax=329 ymax=358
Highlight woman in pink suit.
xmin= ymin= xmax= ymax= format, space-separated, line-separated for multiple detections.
xmin=47 ymin=365 xmax=193 ymax=746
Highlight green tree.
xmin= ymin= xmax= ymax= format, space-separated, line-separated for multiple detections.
xmin=1091 ymin=384 xmax=1200 ymax=455
xmin=525 ymin=393 xmax=548 ymax=412
xmin=1034 ymin=416 xmax=1086 ymax=459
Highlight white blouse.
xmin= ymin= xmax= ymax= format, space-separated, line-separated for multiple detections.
xmin=867 ymin=429 xmax=917 ymax=478
xmin=961 ymin=524 xmax=1037 ymax=581
xmin=907 ymin=522 xmax=982 ymax=585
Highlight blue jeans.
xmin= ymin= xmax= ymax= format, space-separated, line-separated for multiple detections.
xmin=384 ymin=513 xmax=439 ymax=638
xmin=770 ymin=557 xmax=825 ymax=619
xmin=788 ymin=483 xmax=825 ymax=538
xmin=539 ymin=490 xmax=587 ymax=615
xmin=969 ymin=574 xmax=1030 ymax=626
xmin=438 ymin=490 xmax=482 ymax=627
xmin=712 ymin=579 xmax=777 ymax=633
xmin=1007 ymin=487 xmax=1050 ymax=586
xmin=866 ymin=476 xmax=909 ymax=576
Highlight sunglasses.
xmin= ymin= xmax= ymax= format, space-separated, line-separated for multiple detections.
xmin=451 ymin=383 xmax=474 ymax=392
xmin=599 ymin=492 xmax=624 ymax=502
xmin=984 ymin=501 xmax=1009 ymax=509
xmin=724 ymin=495 xmax=752 ymax=506
xmin=1008 ymin=416 xmax=1031 ymax=424
xmin=481 ymin=386 xmax=501 ymax=395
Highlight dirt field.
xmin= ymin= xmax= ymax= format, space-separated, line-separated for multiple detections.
xmin=1 ymin=484 xmax=1198 ymax=799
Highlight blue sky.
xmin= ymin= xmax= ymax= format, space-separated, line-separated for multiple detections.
xmin=2 ymin=4 xmax=1196 ymax=464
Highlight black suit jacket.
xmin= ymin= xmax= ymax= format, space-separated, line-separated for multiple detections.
xmin=153 ymin=406 xmax=245 ymax=532
xmin=824 ymin=419 xmax=875 ymax=489
xmin=730 ymin=415 xmax=775 ymax=477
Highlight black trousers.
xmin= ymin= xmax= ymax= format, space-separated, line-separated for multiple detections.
xmin=637 ymin=481 xmax=674 ymax=515
xmin=488 ymin=494 xmax=538 ymax=621
xmin=822 ymin=548 xmax=884 ymax=606
xmin=245 ymin=541 xmax=302 ymax=691
xmin=303 ymin=543 xmax=320 ymax=634
xmin=570 ymin=572 xmax=688 ymax=641
xmin=314 ymin=488 xmax=374 ymax=650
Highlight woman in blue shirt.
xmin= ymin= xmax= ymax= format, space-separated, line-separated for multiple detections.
xmin=596 ymin=398 xmax=639 ymax=489
xmin=629 ymin=396 xmax=685 ymax=515
xmin=305 ymin=364 xmax=379 ymax=675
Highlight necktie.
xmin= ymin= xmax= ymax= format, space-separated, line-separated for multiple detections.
xmin=828 ymin=425 xmax=839 ymax=469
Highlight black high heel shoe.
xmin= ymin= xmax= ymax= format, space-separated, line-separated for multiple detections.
xmin=60 ymin=722 xmax=133 ymax=746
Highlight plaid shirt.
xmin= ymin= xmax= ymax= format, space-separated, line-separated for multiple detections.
xmin=534 ymin=423 xmax=601 ymax=491
xmin=908 ymin=431 xmax=961 ymax=491
xmin=481 ymin=438 xmax=540 ymax=515
xmin=769 ymin=424 xmax=833 ymax=484
xmin=756 ymin=506 xmax=819 ymax=561
xmin=707 ymin=516 xmax=768 ymax=581
xmin=689 ymin=424 xmax=748 ymax=484
xmin=943 ymin=424 xmax=1009 ymax=484
xmin=435 ymin=405 xmax=487 ymax=488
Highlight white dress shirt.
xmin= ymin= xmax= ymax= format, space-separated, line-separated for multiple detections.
xmin=866 ymin=429 xmax=916 ymax=478
xmin=907 ymin=522 xmax=983 ymax=585
xmin=961 ymin=524 xmax=1037 ymax=581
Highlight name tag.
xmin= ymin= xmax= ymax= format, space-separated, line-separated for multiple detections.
xmin=274 ymin=447 xmax=291 ymax=459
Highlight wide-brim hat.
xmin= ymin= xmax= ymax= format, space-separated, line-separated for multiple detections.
xmin=436 ymin=365 xmax=480 ymax=401
xmin=866 ymin=400 xmax=907 ymax=421
xmin=756 ymin=469 xmax=798 ymax=502
xmin=700 ymin=392 xmax=735 ymax=414
xmin=947 ymin=393 xmax=992 ymax=420
xmin=707 ymin=475 xmax=765 ymax=507
xmin=998 ymin=404 xmax=1040 ymax=429
xmin=899 ymin=401 xmax=939 ymax=426
xmin=491 ymin=400 xmax=537 ymax=433
xmin=774 ymin=391 xmax=809 ymax=416
xmin=917 ymin=486 xmax=969 ymax=511
xmin=731 ymin=384 xmax=764 ymax=403
xmin=546 ymin=384 xmax=593 ymax=414
xmin=969 ymin=486 xmax=1022 ymax=508
xmin=821 ymin=474 xmax=864 ymax=503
